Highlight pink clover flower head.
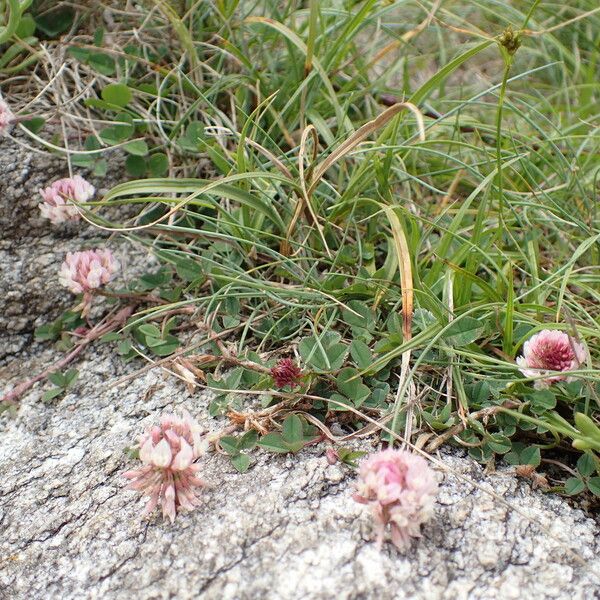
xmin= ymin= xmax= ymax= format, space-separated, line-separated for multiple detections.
xmin=271 ymin=358 xmax=303 ymax=388
xmin=39 ymin=175 xmax=95 ymax=224
xmin=59 ymin=248 xmax=118 ymax=295
xmin=0 ymin=99 xmax=15 ymax=135
xmin=353 ymin=449 xmax=438 ymax=551
xmin=124 ymin=410 xmax=208 ymax=522
xmin=516 ymin=329 xmax=587 ymax=389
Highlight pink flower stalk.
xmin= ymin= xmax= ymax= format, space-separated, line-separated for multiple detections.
xmin=0 ymin=99 xmax=15 ymax=135
xmin=516 ymin=329 xmax=587 ymax=389
xmin=353 ymin=449 xmax=438 ymax=551
xmin=39 ymin=175 xmax=95 ymax=224
xmin=124 ymin=410 xmax=208 ymax=523
xmin=271 ymin=358 xmax=303 ymax=388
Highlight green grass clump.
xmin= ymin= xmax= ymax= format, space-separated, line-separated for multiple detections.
xmin=12 ymin=1 xmax=600 ymax=489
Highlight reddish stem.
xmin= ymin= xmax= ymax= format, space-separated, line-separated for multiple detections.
xmin=1 ymin=306 xmax=134 ymax=404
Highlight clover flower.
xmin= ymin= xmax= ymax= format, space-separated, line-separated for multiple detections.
xmin=58 ymin=249 xmax=118 ymax=315
xmin=0 ymin=99 xmax=15 ymax=135
xmin=39 ymin=175 xmax=95 ymax=224
xmin=516 ymin=329 xmax=587 ymax=389
xmin=124 ymin=410 xmax=208 ymax=523
xmin=353 ymin=449 xmax=438 ymax=551
xmin=271 ymin=358 xmax=303 ymax=388
xmin=59 ymin=249 xmax=118 ymax=295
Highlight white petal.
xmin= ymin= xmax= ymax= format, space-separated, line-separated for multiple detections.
xmin=86 ymin=264 xmax=103 ymax=289
xmin=172 ymin=439 xmax=194 ymax=470
xmin=152 ymin=438 xmax=172 ymax=468
xmin=573 ymin=341 xmax=587 ymax=366
xmin=139 ymin=437 xmax=154 ymax=464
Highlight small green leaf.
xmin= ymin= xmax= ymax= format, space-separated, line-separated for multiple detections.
xmin=486 ymin=434 xmax=511 ymax=454
xmin=206 ymin=373 xmax=228 ymax=391
xmin=341 ymin=301 xmax=375 ymax=330
xmin=123 ymin=140 xmax=149 ymax=156
xmin=42 ymin=387 xmax=64 ymax=402
xmin=150 ymin=341 xmax=179 ymax=356
xmin=337 ymin=448 xmax=367 ymax=467
xmin=231 ymin=453 xmax=251 ymax=473
xmin=350 ymin=339 xmax=372 ymax=370
xmin=577 ymin=453 xmax=596 ymax=477
xmin=84 ymin=98 xmax=119 ymax=111
xmin=336 ymin=367 xmax=370 ymax=405
xmin=467 ymin=418 xmax=486 ymax=436
xmin=16 ymin=14 xmax=36 ymax=37
xmin=93 ymin=159 xmax=108 ymax=176
xmin=137 ymin=270 xmax=172 ymax=290
xmin=504 ymin=450 xmax=521 ymax=466
xmin=148 ymin=153 xmax=169 ymax=177
xmin=444 ymin=316 xmax=484 ymax=346
xmin=587 ymin=477 xmax=600 ymax=497
xmin=370 ymin=384 xmax=390 ymax=406
xmin=34 ymin=321 xmax=62 ymax=341
xmin=238 ymin=430 xmax=259 ymax=451
xmin=226 ymin=368 xmax=244 ymax=389
xmin=137 ymin=324 xmax=161 ymax=338
xmin=258 ymin=433 xmax=290 ymax=453
xmin=35 ymin=8 xmax=75 ymax=37
xmin=21 ymin=117 xmax=45 ymax=134
xmin=172 ymin=256 xmax=203 ymax=282
xmin=93 ymin=27 xmax=105 ymax=46
xmin=56 ymin=334 xmax=75 ymax=352
xmin=160 ymin=287 xmax=182 ymax=303
xmin=298 ymin=332 xmax=348 ymax=372
xmin=205 ymin=141 xmax=231 ymax=174
xmin=100 ymin=113 xmax=134 ymax=144
xmin=282 ymin=414 xmax=303 ymax=444
xmin=125 ymin=155 xmax=147 ymax=177
xmin=100 ymin=332 xmax=121 ymax=343
xmin=89 ymin=54 xmax=117 ymax=76
xmin=64 ymin=369 xmax=79 ymax=386
xmin=124 ymin=446 xmax=140 ymax=460
xmin=529 ymin=390 xmax=556 ymax=414
xmin=520 ymin=446 xmax=541 ymax=467
xmin=222 ymin=316 xmax=240 ymax=328
xmin=101 ymin=83 xmax=132 ymax=108
xmin=208 ymin=398 xmax=229 ymax=417
xmin=144 ymin=336 xmax=165 ymax=347
xmin=466 ymin=381 xmax=491 ymax=405
xmin=325 ymin=342 xmax=349 ymax=371
xmin=178 ymin=121 xmax=206 ymax=151
xmin=469 ymin=443 xmax=494 ymax=463
xmin=48 ymin=372 xmax=66 ymax=387
xmin=412 ymin=309 xmax=437 ymax=333
xmin=564 ymin=477 xmax=586 ymax=495
xmin=219 ymin=436 xmax=240 ymax=456
xmin=117 ymin=340 xmax=133 ymax=355
xmin=329 ymin=392 xmax=353 ymax=411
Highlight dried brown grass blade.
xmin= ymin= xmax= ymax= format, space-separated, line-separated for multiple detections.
xmin=307 ymin=102 xmax=425 ymax=197
xmin=282 ymin=125 xmax=331 ymax=256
